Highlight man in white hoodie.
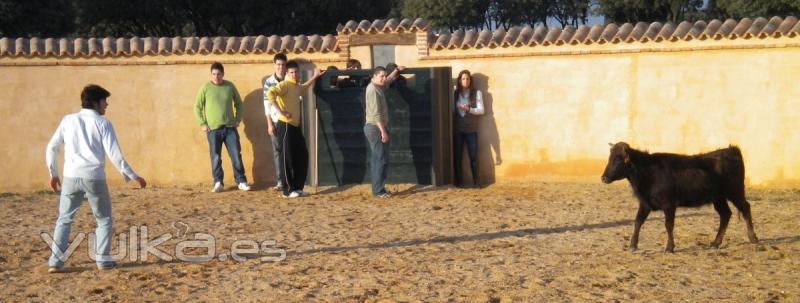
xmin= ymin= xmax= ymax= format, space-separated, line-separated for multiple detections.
xmin=45 ymin=84 xmax=147 ymax=272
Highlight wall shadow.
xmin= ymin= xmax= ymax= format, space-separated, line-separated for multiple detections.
xmin=288 ymin=213 xmax=710 ymax=257
xmin=241 ymin=87 xmax=274 ymax=189
xmin=455 ymin=73 xmax=501 ymax=187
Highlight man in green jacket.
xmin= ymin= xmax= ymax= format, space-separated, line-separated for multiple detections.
xmin=194 ymin=62 xmax=251 ymax=192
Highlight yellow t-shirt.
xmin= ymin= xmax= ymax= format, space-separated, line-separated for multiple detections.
xmin=266 ymin=79 xmax=309 ymax=127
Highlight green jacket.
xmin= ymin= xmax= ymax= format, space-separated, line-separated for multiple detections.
xmin=194 ymin=80 xmax=243 ymax=130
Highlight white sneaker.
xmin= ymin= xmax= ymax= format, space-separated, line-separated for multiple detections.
xmin=288 ymin=191 xmax=301 ymax=198
xmin=273 ymin=184 xmax=283 ymax=191
xmin=294 ymin=190 xmax=307 ymax=197
xmin=211 ymin=182 xmax=223 ymax=193
xmin=238 ymin=183 xmax=251 ymax=191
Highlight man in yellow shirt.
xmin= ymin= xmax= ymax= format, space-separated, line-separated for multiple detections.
xmin=266 ymin=60 xmax=324 ymax=198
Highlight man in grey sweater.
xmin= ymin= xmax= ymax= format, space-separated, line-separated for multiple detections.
xmin=364 ymin=65 xmax=404 ymax=198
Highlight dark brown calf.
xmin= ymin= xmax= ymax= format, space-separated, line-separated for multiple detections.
xmin=601 ymin=142 xmax=758 ymax=252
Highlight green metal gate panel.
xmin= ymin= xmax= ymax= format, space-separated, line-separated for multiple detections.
xmin=307 ymin=67 xmax=452 ymax=187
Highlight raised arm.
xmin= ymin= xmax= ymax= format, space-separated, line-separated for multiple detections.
xmin=301 ymin=68 xmax=326 ymax=88
xmin=386 ymin=65 xmax=406 ymax=85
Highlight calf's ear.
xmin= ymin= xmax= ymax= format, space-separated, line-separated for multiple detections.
xmin=608 ymin=142 xmax=614 ymax=147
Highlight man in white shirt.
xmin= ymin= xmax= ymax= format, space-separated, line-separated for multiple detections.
xmin=263 ymin=53 xmax=288 ymax=191
xmin=45 ymin=84 xmax=146 ymax=272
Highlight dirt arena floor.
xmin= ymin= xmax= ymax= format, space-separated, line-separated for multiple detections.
xmin=1 ymin=179 xmax=798 ymax=302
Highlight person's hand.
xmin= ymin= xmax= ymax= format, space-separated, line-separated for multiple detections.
xmin=267 ymin=123 xmax=275 ymax=137
xmin=234 ymin=122 xmax=240 ymax=128
xmin=134 ymin=177 xmax=147 ymax=189
xmin=380 ymin=131 xmax=389 ymax=143
xmin=281 ymin=110 xmax=292 ymax=119
xmin=458 ymin=104 xmax=470 ymax=111
xmin=397 ymin=65 xmax=406 ymax=71
xmin=201 ymin=125 xmax=209 ymax=133
xmin=49 ymin=176 xmax=61 ymax=192
xmin=314 ymin=68 xmax=325 ymax=77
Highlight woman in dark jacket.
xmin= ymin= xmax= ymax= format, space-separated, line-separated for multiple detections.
xmin=453 ymin=69 xmax=484 ymax=188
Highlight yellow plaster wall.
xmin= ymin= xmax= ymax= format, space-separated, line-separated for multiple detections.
xmin=2 ymin=38 xmax=798 ymax=191
xmin=408 ymin=39 xmax=800 ymax=186
xmin=349 ymin=46 xmax=373 ymax=68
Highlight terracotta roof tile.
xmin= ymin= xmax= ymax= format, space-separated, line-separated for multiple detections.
xmin=0 ymin=34 xmax=337 ymax=58
xmin=671 ymin=21 xmax=692 ymax=41
xmin=791 ymin=18 xmax=800 ymax=37
xmin=529 ymin=26 xmax=548 ymax=46
xmin=555 ymin=26 xmax=575 ymax=45
xmin=721 ymin=19 xmax=739 ymax=39
xmin=628 ymin=22 xmax=649 ymax=42
xmin=731 ymin=18 xmax=753 ymax=38
xmin=337 ymin=18 xmax=429 ymax=34
xmin=776 ymin=16 xmax=798 ymax=37
xmin=488 ymin=28 xmax=505 ymax=47
xmin=641 ymin=22 xmax=662 ymax=42
xmin=569 ymin=25 xmax=590 ymax=44
xmin=321 ymin=35 xmax=337 ymax=52
xmin=613 ymin=23 xmax=633 ymax=42
xmin=462 ymin=30 xmax=479 ymax=49
xmin=654 ymin=22 xmax=676 ymax=42
xmin=279 ymin=35 xmax=294 ymax=53
xmin=431 ymin=16 xmax=796 ymax=49
xmin=501 ymin=26 xmax=520 ymax=46
xmin=543 ymin=27 xmax=561 ymax=46
xmin=742 ymin=17 xmax=767 ymax=38
xmin=512 ymin=26 xmax=533 ymax=46
xmin=1 ymin=17 xmax=797 ymax=58
xmin=44 ymin=38 xmax=57 ymax=55
xmin=698 ymin=19 xmax=720 ymax=40
xmin=432 ymin=32 xmax=449 ymax=50
xmin=476 ymin=29 xmax=492 ymax=48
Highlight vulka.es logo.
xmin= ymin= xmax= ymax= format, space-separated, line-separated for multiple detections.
xmin=41 ymin=222 xmax=286 ymax=263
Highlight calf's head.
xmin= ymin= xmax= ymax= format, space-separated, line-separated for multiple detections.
xmin=601 ymin=142 xmax=632 ymax=184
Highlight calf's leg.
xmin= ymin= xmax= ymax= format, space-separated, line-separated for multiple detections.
xmin=663 ymin=207 xmax=676 ymax=253
xmin=730 ymin=195 xmax=759 ymax=243
xmin=711 ymin=199 xmax=732 ymax=247
xmin=630 ymin=206 xmax=650 ymax=252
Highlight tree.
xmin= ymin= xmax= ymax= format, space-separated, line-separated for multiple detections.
xmin=715 ymin=0 xmax=800 ymax=19
xmin=490 ymin=0 xmax=550 ymax=29
xmin=401 ymin=0 xmax=489 ymax=31
xmin=550 ymin=0 xmax=590 ymax=27
xmin=595 ymin=0 xmax=705 ymax=23
xmin=0 ymin=0 xmax=75 ymax=37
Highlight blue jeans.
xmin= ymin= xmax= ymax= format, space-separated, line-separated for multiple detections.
xmin=454 ymin=131 xmax=479 ymax=187
xmin=207 ymin=127 xmax=247 ymax=184
xmin=48 ymin=178 xmax=115 ymax=268
xmin=364 ymin=124 xmax=389 ymax=195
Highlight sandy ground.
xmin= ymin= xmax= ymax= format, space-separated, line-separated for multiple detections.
xmin=0 ymin=179 xmax=798 ymax=302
